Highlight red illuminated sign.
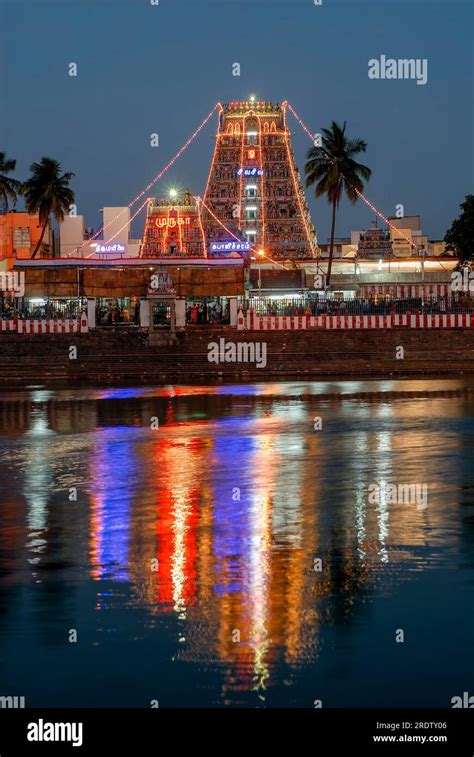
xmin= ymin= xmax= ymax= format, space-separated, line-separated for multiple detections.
xmin=155 ymin=216 xmax=191 ymax=229
xmin=247 ymin=148 xmax=257 ymax=160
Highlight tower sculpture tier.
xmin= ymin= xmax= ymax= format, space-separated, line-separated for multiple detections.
xmin=202 ymin=100 xmax=318 ymax=260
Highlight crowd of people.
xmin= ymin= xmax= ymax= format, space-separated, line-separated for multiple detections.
xmin=96 ymin=301 xmax=140 ymax=326
xmin=3 ymin=294 xmax=474 ymax=325
xmin=0 ymin=299 xmax=83 ymax=320
xmin=245 ymin=295 xmax=474 ymax=317
xmin=186 ymin=300 xmax=229 ymax=324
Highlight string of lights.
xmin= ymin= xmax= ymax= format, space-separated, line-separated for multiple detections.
xmin=257 ymin=114 xmax=266 ymax=249
xmin=282 ymin=102 xmax=318 ymax=256
xmin=196 ymin=196 xmax=209 ymax=259
xmin=195 ymin=196 xmax=244 ymax=244
xmin=71 ymin=103 xmax=220 ymax=255
xmin=287 ymin=102 xmax=418 ymax=251
xmin=237 ymin=115 xmax=248 ymax=231
xmin=196 ymin=195 xmax=289 ymax=270
xmin=201 ymin=104 xmax=224 ymax=208
xmin=100 ymin=197 xmax=150 ymax=250
xmin=138 ymin=201 xmax=152 ymax=259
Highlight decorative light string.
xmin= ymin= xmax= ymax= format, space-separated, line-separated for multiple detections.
xmin=196 ymin=195 xmax=289 ymax=270
xmin=80 ymin=99 xmax=413 ymax=267
xmin=72 ymin=103 xmax=220 ymax=255
xmin=202 ymin=105 xmax=313 ymax=266
xmin=287 ymin=102 xmax=418 ymax=250
xmin=103 ymin=197 xmax=149 ymax=246
xmin=178 ymin=205 xmax=184 ymax=252
xmin=139 ymin=200 xmax=152 ymax=258
xmin=282 ymin=101 xmax=317 ymax=255
xmin=196 ymin=195 xmax=208 ymax=259
xmin=163 ymin=204 xmax=172 ymax=253
xmin=257 ymin=114 xmax=266 ymax=248
xmin=195 ymin=195 xmax=243 ymax=244
xmin=237 ymin=115 xmax=248 ymax=231
xmin=202 ymin=104 xmax=224 ymax=206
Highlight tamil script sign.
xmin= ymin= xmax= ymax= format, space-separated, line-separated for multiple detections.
xmin=93 ymin=243 xmax=126 ymax=254
xmin=236 ymin=168 xmax=264 ymax=177
xmin=209 ymin=240 xmax=250 ymax=253
xmin=155 ymin=217 xmax=191 ymax=228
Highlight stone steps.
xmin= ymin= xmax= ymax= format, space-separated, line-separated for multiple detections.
xmin=1 ymin=328 xmax=474 ymax=385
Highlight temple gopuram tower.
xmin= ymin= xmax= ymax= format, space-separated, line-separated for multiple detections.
xmin=141 ymin=189 xmax=206 ymax=258
xmin=202 ymin=99 xmax=318 ymax=260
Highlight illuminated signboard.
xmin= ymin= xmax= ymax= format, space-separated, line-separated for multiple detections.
xmin=209 ymin=240 xmax=250 ymax=253
xmin=247 ymin=148 xmax=257 ymax=160
xmin=236 ymin=168 xmax=264 ymax=177
xmin=155 ymin=216 xmax=191 ymax=228
xmin=94 ymin=243 xmax=126 ymax=254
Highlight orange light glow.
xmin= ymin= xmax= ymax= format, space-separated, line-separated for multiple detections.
xmin=281 ymin=101 xmax=317 ymax=256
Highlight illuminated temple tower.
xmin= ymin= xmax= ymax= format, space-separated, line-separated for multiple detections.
xmin=141 ymin=189 xmax=206 ymax=258
xmin=202 ymin=99 xmax=318 ymax=260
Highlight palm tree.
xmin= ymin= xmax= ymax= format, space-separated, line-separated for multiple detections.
xmin=21 ymin=157 xmax=75 ymax=258
xmin=305 ymin=121 xmax=371 ymax=288
xmin=0 ymin=152 xmax=22 ymax=213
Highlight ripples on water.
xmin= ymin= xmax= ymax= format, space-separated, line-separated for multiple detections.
xmin=0 ymin=380 xmax=473 ymax=707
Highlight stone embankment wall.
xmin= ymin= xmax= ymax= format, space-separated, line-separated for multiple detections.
xmin=0 ymin=328 xmax=473 ymax=386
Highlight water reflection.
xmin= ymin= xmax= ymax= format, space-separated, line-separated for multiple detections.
xmin=0 ymin=380 xmax=473 ymax=707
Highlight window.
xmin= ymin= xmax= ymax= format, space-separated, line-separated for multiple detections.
xmin=246 ymin=124 xmax=258 ymax=146
xmin=246 ymin=206 xmax=257 ymax=220
xmin=13 ymin=227 xmax=30 ymax=247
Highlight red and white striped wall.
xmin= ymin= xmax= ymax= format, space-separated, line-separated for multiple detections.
xmin=1 ymin=316 xmax=88 ymax=334
xmin=0 ymin=320 xmax=16 ymax=332
xmin=359 ymin=284 xmax=453 ymax=299
xmin=238 ymin=310 xmax=474 ymax=331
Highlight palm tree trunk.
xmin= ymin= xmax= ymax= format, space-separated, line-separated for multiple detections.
xmin=31 ymin=219 xmax=48 ymax=259
xmin=326 ymin=198 xmax=337 ymax=288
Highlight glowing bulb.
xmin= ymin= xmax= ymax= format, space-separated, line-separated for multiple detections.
xmin=170 ymin=189 xmax=177 ymax=198
xmin=249 ymin=94 xmax=256 ymax=102
xmin=257 ymin=249 xmax=265 ymax=257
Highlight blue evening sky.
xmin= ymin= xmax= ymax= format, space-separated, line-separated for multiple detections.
xmin=1 ymin=0 xmax=472 ymax=242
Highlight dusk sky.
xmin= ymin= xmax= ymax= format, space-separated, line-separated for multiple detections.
xmin=1 ymin=0 xmax=472 ymax=242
